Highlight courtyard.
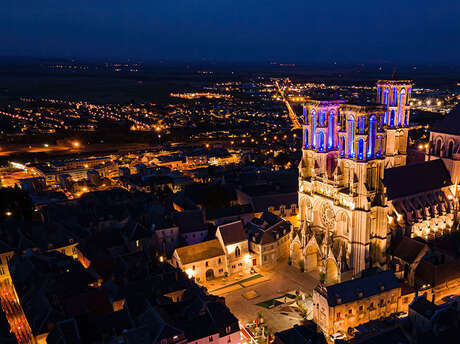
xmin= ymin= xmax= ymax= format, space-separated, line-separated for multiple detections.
xmin=208 ymin=262 xmax=320 ymax=334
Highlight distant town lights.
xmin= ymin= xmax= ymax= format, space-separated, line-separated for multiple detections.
xmin=72 ymin=141 xmax=80 ymax=148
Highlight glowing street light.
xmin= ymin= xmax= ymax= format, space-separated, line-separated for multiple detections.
xmin=72 ymin=141 xmax=80 ymax=148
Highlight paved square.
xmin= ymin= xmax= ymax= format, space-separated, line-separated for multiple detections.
xmin=215 ymin=263 xmax=319 ymax=333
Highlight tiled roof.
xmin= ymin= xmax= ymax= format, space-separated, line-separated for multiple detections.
xmin=409 ymin=295 xmax=439 ymax=319
xmin=217 ymin=220 xmax=246 ymax=245
xmin=321 ymin=270 xmax=400 ymax=307
xmin=392 ymin=236 xmax=428 ymax=264
xmin=175 ymin=239 xmax=224 ymax=265
xmin=383 ymin=160 xmax=452 ymax=200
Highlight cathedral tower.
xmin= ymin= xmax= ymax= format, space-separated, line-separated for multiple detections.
xmin=376 ymin=80 xmax=413 ymax=168
xmin=293 ymin=80 xmax=412 ymax=285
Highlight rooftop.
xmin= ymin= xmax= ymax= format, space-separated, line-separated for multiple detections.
xmin=175 ymin=239 xmax=224 ymax=265
xmin=319 ymin=270 xmax=400 ymax=307
xmin=217 ymin=220 xmax=247 ymax=245
xmin=410 ymin=295 xmax=439 ymax=319
xmin=383 ymin=159 xmax=452 ymax=200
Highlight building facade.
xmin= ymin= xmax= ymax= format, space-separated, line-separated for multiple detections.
xmin=313 ymin=270 xmax=407 ymax=336
xmin=293 ymin=80 xmax=414 ymax=284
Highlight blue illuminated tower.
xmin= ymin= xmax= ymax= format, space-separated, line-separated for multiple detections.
xmin=293 ymin=80 xmax=412 ymax=285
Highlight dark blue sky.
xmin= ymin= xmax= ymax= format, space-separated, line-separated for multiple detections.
xmin=3 ymin=0 xmax=460 ymax=64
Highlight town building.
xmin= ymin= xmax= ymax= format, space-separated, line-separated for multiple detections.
xmin=313 ymin=270 xmax=407 ymax=336
xmin=247 ymin=212 xmax=291 ymax=266
xmin=172 ymin=239 xmax=226 ymax=282
xmin=216 ymin=220 xmax=253 ymax=274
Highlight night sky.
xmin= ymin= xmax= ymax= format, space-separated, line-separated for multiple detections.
xmin=3 ymin=0 xmax=460 ymax=64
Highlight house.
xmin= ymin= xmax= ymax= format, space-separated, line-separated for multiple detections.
xmin=409 ymin=295 xmax=440 ymax=333
xmin=247 ymin=212 xmax=291 ymax=266
xmin=216 ymin=220 xmax=254 ymax=274
xmin=313 ymin=270 xmax=403 ymax=336
xmin=172 ymin=240 xmax=226 ymax=283
xmin=389 ymin=236 xmax=429 ymax=286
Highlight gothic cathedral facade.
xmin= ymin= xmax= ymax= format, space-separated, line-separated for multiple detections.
xmin=291 ymin=80 xmax=412 ymax=285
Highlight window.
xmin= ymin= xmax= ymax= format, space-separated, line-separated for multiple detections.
xmin=238 ymin=263 xmax=242 ymax=267
xmin=318 ymin=131 xmax=325 ymax=151
xmin=448 ymin=141 xmax=454 ymax=158
xmin=232 ymin=265 xmax=235 ymax=269
xmin=218 ymin=258 xmax=222 ymax=264
xmin=206 ymin=261 xmax=209 ymax=267
xmin=348 ymin=115 xmax=355 ymax=158
xmin=235 ymin=246 xmax=241 ymax=257
xmin=359 ymin=305 xmax=363 ymax=312
xmin=192 ymin=265 xmax=195 ymax=270
xmin=226 ymin=326 xmax=231 ymax=334
xmin=336 ymin=312 xmax=341 ymax=320
xmin=348 ymin=309 xmax=352 ymax=315
xmin=209 ymin=336 xmax=213 ymax=342
xmin=328 ymin=111 xmax=335 ymax=149
xmin=219 ymin=269 xmax=223 ymax=273
xmin=311 ymin=110 xmax=317 ymax=148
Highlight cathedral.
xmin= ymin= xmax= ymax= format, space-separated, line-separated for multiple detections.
xmin=291 ymin=80 xmax=458 ymax=285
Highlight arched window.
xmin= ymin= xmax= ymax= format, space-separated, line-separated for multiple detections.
xmin=304 ymin=107 xmax=309 ymax=124
xmin=235 ymin=246 xmax=241 ymax=257
xmin=340 ymin=136 xmax=346 ymax=157
xmin=367 ymin=115 xmax=376 ymax=158
xmin=392 ymin=88 xmax=397 ymax=106
xmin=383 ymin=111 xmax=388 ymax=125
xmin=311 ymin=110 xmax=317 ymax=148
xmin=348 ymin=115 xmax=355 ymax=158
xmin=358 ymin=116 xmax=366 ymax=134
xmin=328 ymin=111 xmax=334 ymax=149
xmin=383 ymin=88 xmax=389 ymax=105
xmin=404 ymin=109 xmax=409 ymax=126
xmin=390 ymin=110 xmax=395 ymax=128
xmin=436 ymin=139 xmax=442 ymax=156
xmin=318 ymin=131 xmax=325 ymax=151
xmin=448 ymin=141 xmax=454 ymax=158
xmin=358 ymin=138 xmax=365 ymax=161
xmin=319 ymin=111 xmax=325 ymax=126
xmin=398 ymin=89 xmax=406 ymax=126
xmin=304 ymin=128 xmax=309 ymax=148
xmin=377 ymin=135 xmax=383 ymax=157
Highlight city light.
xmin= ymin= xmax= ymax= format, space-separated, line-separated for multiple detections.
xmin=244 ymin=254 xmax=251 ymax=264
xmin=72 ymin=141 xmax=80 ymax=148
xmin=185 ymin=268 xmax=194 ymax=278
